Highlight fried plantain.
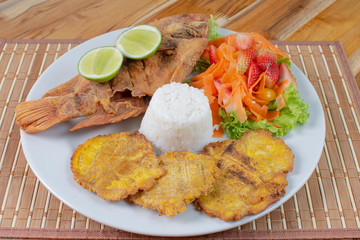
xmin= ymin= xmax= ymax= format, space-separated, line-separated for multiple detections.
xmin=128 ymin=151 xmax=219 ymax=217
xmin=195 ymin=129 xmax=294 ymax=221
xmin=71 ymin=131 xmax=165 ymax=201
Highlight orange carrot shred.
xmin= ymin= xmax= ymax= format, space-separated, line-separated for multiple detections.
xmin=249 ymin=72 xmax=265 ymax=94
xmin=243 ymin=95 xmax=268 ymax=121
xmin=208 ymin=36 xmax=227 ymax=48
xmin=265 ymin=110 xmax=280 ymax=121
xmin=212 ymin=127 xmax=224 ymax=138
xmin=212 ymin=58 xmax=228 ymax=78
xmin=218 ymin=83 xmax=232 ymax=108
xmin=276 ymin=93 xmax=286 ymax=111
xmin=266 ymin=120 xmax=284 ymax=128
xmin=232 ymin=82 xmax=247 ymax=123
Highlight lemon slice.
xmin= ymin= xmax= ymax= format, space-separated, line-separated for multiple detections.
xmin=78 ymin=46 xmax=123 ymax=83
xmin=115 ymin=25 xmax=162 ymax=60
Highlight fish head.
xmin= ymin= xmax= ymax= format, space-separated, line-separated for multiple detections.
xmin=151 ymin=14 xmax=209 ymax=50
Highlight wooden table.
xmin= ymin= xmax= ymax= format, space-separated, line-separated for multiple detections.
xmin=0 ymin=0 xmax=359 ymax=88
xmin=1 ymin=1 xmax=360 ymax=239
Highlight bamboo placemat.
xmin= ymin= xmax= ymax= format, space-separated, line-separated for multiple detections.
xmin=0 ymin=39 xmax=359 ymax=239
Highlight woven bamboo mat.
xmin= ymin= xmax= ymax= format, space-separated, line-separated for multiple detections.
xmin=0 ymin=39 xmax=359 ymax=240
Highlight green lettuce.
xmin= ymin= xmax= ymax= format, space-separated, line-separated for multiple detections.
xmin=208 ymin=14 xmax=223 ymax=41
xmin=277 ymin=56 xmax=292 ymax=68
xmin=220 ymin=83 xmax=309 ymax=139
xmin=193 ymin=16 xmax=222 ymax=73
xmin=192 ymin=57 xmax=210 ymax=73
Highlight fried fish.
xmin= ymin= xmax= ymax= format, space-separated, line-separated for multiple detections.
xmin=71 ymin=131 xmax=165 ymax=201
xmin=15 ymin=14 xmax=209 ymax=133
xmin=112 ymin=14 xmax=209 ymax=97
xmin=195 ymin=129 xmax=294 ymax=221
xmin=128 ymin=151 xmax=219 ymax=217
xmin=16 ymin=76 xmax=148 ymax=132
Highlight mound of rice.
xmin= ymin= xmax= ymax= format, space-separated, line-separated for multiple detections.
xmin=139 ymin=82 xmax=213 ymax=155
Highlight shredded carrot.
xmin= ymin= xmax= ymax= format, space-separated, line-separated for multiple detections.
xmin=208 ymin=36 xmax=227 ymax=48
xmin=218 ymin=83 xmax=232 ymax=108
xmin=190 ymin=74 xmax=217 ymax=96
xmin=208 ymin=97 xmax=221 ymax=121
xmin=265 ymin=110 xmax=280 ymax=121
xmin=232 ymin=82 xmax=248 ymax=123
xmin=276 ymin=79 xmax=290 ymax=92
xmin=266 ymin=120 xmax=284 ymax=128
xmin=247 ymin=114 xmax=257 ymax=121
xmin=207 ymin=93 xmax=224 ymax=137
xmin=212 ymin=127 xmax=224 ymax=138
xmin=220 ymin=63 xmax=236 ymax=83
xmin=212 ymin=58 xmax=228 ymax=78
xmin=206 ymin=94 xmax=216 ymax=103
xmin=202 ymin=48 xmax=209 ymax=60
xmin=225 ymin=34 xmax=237 ymax=48
xmin=243 ymin=95 xmax=268 ymax=121
xmin=235 ymin=72 xmax=248 ymax=91
xmin=276 ymin=93 xmax=286 ymax=111
xmin=216 ymin=43 xmax=235 ymax=62
xmin=249 ymin=72 xmax=266 ymax=94
xmin=243 ymin=72 xmax=271 ymax=106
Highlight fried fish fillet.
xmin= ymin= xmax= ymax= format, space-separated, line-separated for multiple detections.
xmin=71 ymin=131 xmax=165 ymax=201
xmin=195 ymin=129 xmax=294 ymax=221
xmin=128 ymin=151 xmax=219 ymax=217
xmin=15 ymin=14 xmax=209 ymax=133
xmin=112 ymin=14 xmax=209 ymax=97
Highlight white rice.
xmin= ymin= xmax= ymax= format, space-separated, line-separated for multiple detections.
xmin=139 ymin=82 xmax=213 ymax=155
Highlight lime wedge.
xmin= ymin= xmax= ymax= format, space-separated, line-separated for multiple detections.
xmin=78 ymin=46 xmax=123 ymax=83
xmin=115 ymin=25 xmax=162 ymax=60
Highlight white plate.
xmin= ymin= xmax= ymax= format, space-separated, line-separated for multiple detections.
xmin=20 ymin=28 xmax=325 ymax=237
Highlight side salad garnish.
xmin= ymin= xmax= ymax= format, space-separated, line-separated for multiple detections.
xmin=191 ymin=18 xmax=309 ymax=138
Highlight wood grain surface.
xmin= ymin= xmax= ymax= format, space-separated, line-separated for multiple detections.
xmin=0 ymin=1 xmax=360 ymax=239
xmin=0 ymin=0 xmax=358 ymax=88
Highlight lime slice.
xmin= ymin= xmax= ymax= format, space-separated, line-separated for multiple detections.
xmin=78 ymin=46 xmax=123 ymax=83
xmin=115 ymin=25 xmax=162 ymax=60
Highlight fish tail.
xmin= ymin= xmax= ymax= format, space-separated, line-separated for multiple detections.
xmin=42 ymin=74 xmax=83 ymax=98
xmin=15 ymin=97 xmax=72 ymax=133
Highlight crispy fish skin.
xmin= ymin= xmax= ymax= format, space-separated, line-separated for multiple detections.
xmin=195 ymin=129 xmax=294 ymax=221
xmin=15 ymin=14 xmax=209 ymax=133
xmin=128 ymin=151 xmax=219 ymax=217
xmin=111 ymin=14 xmax=209 ymax=97
xmin=71 ymin=131 xmax=165 ymax=201
xmin=15 ymin=75 xmax=148 ymax=133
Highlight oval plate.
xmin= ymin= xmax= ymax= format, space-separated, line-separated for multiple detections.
xmin=20 ymin=28 xmax=325 ymax=237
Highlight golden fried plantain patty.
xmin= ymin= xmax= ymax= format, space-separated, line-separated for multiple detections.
xmin=128 ymin=151 xmax=219 ymax=217
xmin=71 ymin=131 xmax=165 ymax=201
xmin=195 ymin=129 xmax=294 ymax=221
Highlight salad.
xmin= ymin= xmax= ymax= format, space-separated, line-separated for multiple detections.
xmin=190 ymin=17 xmax=309 ymax=139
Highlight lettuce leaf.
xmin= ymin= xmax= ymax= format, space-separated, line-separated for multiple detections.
xmin=208 ymin=14 xmax=223 ymax=41
xmin=192 ymin=57 xmax=210 ymax=73
xmin=220 ymin=83 xmax=309 ymax=138
xmin=192 ymin=16 xmax=222 ymax=73
xmin=277 ymin=56 xmax=292 ymax=68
